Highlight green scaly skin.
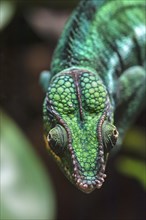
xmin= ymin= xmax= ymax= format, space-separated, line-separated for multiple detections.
xmin=42 ymin=0 xmax=146 ymax=193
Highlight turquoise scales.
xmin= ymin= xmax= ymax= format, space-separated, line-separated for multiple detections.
xmin=41 ymin=0 xmax=146 ymax=193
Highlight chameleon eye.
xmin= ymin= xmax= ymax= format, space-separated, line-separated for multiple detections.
xmin=102 ymin=121 xmax=119 ymax=153
xmin=47 ymin=124 xmax=68 ymax=156
xmin=111 ymin=128 xmax=119 ymax=145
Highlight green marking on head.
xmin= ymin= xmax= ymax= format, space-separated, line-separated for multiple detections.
xmin=80 ymin=72 xmax=107 ymax=113
xmin=68 ymin=114 xmax=102 ymax=179
xmin=47 ymin=75 xmax=78 ymax=114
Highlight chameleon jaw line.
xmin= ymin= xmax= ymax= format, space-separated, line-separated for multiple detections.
xmin=71 ymin=151 xmax=107 ymax=193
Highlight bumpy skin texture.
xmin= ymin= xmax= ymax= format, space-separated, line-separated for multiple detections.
xmin=42 ymin=0 xmax=146 ymax=193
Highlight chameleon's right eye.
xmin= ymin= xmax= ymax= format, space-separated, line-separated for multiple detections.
xmin=102 ymin=120 xmax=119 ymax=153
xmin=47 ymin=124 xmax=68 ymax=156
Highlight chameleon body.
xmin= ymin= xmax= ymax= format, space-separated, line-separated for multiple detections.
xmin=41 ymin=0 xmax=146 ymax=193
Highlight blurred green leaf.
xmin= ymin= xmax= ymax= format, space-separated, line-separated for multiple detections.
xmin=0 ymin=1 xmax=16 ymax=30
xmin=123 ymin=128 xmax=146 ymax=155
xmin=117 ymin=157 xmax=146 ymax=190
xmin=0 ymin=110 xmax=56 ymax=220
xmin=116 ymin=128 xmax=146 ymax=190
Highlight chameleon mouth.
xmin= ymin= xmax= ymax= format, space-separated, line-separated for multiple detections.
xmin=70 ymin=144 xmax=107 ymax=193
xmin=73 ymin=171 xmax=107 ymax=193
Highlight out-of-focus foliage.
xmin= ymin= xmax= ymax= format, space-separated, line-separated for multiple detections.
xmin=123 ymin=128 xmax=146 ymax=155
xmin=0 ymin=0 xmax=76 ymax=39
xmin=0 ymin=110 xmax=56 ymax=220
xmin=0 ymin=1 xmax=16 ymax=30
xmin=116 ymin=128 xmax=146 ymax=190
xmin=117 ymin=157 xmax=146 ymax=189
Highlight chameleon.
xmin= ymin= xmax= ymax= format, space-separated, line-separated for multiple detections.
xmin=40 ymin=0 xmax=146 ymax=193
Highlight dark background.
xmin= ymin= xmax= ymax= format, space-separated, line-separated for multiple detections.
xmin=1 ymin=1 xmax=146 ymax=220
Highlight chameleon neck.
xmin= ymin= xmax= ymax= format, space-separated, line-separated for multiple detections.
xmin=51 ymin=0 xmax=145 ymax=88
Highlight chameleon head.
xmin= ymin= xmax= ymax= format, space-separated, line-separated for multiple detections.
xmin=43 ymin=69 xmax=119 ymax=193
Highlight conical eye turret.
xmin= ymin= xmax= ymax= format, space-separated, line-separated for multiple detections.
xmin=102 ymin=120 xmax=119 ymax=153
xmin=47 ymin=124 xmax=68 ymax=156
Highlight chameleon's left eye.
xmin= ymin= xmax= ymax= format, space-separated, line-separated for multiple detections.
xmin=102 ymin=121 xmax=119 ymax=153
xmin=47 ymin=124 xmax=68 ymax=156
